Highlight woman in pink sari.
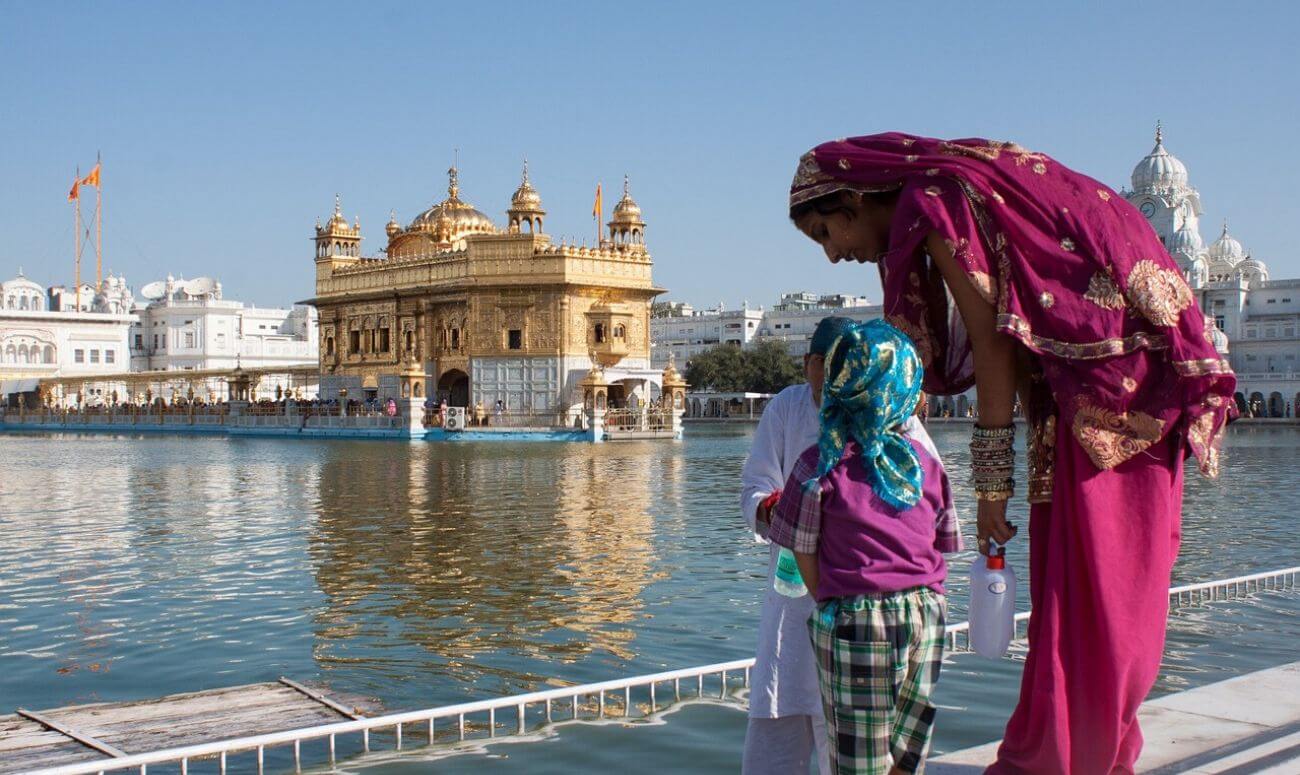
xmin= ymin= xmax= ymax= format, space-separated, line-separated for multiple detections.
xmin=788 ymin=133 xmax=1235 ymax=774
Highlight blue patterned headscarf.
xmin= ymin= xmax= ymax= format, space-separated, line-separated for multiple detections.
xmin=806 ymin=319 xmax=925 ymax=510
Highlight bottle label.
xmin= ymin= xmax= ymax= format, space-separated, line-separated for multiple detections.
xmin=776 ymin=550 xmax=802 ymax=582
xmin=988 ymin=581 xmax=1007 ymax=594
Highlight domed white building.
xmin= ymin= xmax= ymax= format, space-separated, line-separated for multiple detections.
xmin=1 ymin=270 xmax=136 ymax=404
xmin=127 ymin=273 xmax=318 ymax=402
xmin=1124 ymin=125 xmax=1299 ymax=417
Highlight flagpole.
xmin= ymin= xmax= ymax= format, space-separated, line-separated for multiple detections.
xmin=95 ymin=151 xmax=102 ymax=290
xmin=74 ymin=166 xmax=82 ymax=312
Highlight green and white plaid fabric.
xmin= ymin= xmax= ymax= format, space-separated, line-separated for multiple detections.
xmin=809 ymin=587 xmax=945 ymax=775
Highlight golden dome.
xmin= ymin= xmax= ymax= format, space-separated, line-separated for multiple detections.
xmin=510 ymin=160 xmax=545 ymax=213
xmin=320 ymin=194 xmax=356 ymax=234
xmin=385 ymin=209 xmax=402 ymax=237
xmin=610 ymin=176 xmax=643 ymax=224
xmin=408 ymin=165 xmax=497 ymax=242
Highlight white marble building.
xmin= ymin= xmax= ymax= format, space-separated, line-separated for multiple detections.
xmin=128 ymin=275 xmax=318 ymax=399
xmin=1124 ymin=125 xmax=1300 ymax=417
xmin=129 ymin=275 xmax=317 ymax=372
xmin=1 ymin=270 xmax=136 ymax=402
xmin=651 ymin=292 xmax=880 ymax=366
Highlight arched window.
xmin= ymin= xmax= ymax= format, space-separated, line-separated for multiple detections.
xmin=19 ymin=297 xmax=28 ymax=310
xmin=614 ymin=325 xmax=626 ymax=339
xmin=4 ymin=344 xmax=14 ymax=363
xmin=44 ymin=345 xmax=55 ymax=363
xmin=17 ymin=345 xmax=28 ymax=362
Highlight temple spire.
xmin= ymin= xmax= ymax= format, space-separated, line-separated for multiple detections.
xmin=1155 ymin=119 xmax=1163 ymax=145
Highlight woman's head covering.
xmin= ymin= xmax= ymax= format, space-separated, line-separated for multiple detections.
xmin=789 ymin=133 xmax=1236 ymax=478
xmin=807 ymin=319 xmax=924 ymax=511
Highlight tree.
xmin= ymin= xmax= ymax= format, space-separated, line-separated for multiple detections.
xmin=684 ymin=340 xmax=804 ymax=393
xmin=745 ymin=340 xmax=805 ymax=394
xmin=684 ymin=344 xmax=749 ymax=392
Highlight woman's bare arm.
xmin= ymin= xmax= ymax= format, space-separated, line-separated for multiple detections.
xmin=795 ymin=551 xmax=819 ymax=599
xmin=924 ymin=232 xmax=1019 ymax=551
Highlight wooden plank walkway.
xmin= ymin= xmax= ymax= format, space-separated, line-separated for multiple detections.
xmin=930 ymin=661 xmax=1300 ymax=774
xmin=0 ymin=679 xmax=375 ymax=774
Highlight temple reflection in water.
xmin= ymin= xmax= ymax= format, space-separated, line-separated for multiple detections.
xmin=306 ymin=440 xmax=674 ymax=693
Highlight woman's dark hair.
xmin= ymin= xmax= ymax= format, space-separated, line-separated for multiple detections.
xmin=789 ymin=188 xmax=900 ymax=222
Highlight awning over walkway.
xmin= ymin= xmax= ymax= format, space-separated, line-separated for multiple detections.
xmin=0 ymin=378 xmax=40 ymax=396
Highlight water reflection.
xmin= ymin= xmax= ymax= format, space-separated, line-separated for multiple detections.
xmin=307 ymin=442 xmax=668 ymax=696
xmin=0 ymin=425 xmax=1296 ymax=731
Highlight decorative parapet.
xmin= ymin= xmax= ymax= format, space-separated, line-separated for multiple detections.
xmin=316 ymin=238 xmax=658 ymax=300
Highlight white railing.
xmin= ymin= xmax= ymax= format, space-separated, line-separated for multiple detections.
xmin=942 ymin=564 xmax=1299 ymax=653
xmin=26 ymin=566 xmax=1300 ymax=775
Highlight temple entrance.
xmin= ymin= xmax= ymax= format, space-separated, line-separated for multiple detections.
xmin=438 ymin=369 xmax=470 ymax=407
xmin=607 ymin=383 xmax=627 ymax=408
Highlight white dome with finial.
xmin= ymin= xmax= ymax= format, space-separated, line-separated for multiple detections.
xmin=1168 ymin=222 xmax=1203 ymax=258
xmin=1208 ymin=221 xmax=1245 ymax=264
xmin=1131 ymin=122 xmax=1188 ymax=193
xmin=1236 ymin=255 xmax=1269 ymax=288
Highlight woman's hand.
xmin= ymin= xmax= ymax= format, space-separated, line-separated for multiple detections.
xmin=976 ymin=499 xmax=1018 ymax=555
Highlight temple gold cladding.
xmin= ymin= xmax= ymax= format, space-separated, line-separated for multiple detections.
xmin=305 ymin=164 xmax=665 ymax=414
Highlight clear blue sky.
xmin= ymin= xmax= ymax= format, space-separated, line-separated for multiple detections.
xmin=3 ymin=2 xmax=1297 ymax=309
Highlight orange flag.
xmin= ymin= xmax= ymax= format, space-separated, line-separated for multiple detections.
xmin=67 ymin=179 xmax=80 ymax=202
xmin=79 ymin=163 xmax=101 ymax=188
xmin=592 ymin=183 xmax=602 ymax=220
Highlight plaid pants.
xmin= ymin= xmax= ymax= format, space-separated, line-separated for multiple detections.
xmin=809 ymin=587 xmax=945 ymax=775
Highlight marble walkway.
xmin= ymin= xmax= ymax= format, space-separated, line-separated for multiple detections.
xmin=930 ymin=661 xmax=1300 ymax=774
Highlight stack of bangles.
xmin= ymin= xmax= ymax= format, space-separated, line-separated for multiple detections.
xmin=970 ymin=425 xmax=1016 ymax=502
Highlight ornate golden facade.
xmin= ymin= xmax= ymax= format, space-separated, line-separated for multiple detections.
xmin=306 ymin=167 xmax=664 ymax=412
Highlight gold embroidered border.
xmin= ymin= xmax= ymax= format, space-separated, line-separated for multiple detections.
xmin=1027 ymin=414 xmax=1057 ymax=504
xmin=788 ymin=181 xmax=905 ymax=209
xmin=1071 ymin=399 xmax=1166 ymax=470
xmin=1174 ymin=358 xmax=1234 ymax=377
xmin=1187 ymin=409 xmax=1223 ymax=479
xmin=998 ymin=313 xmax=1170 ymax=360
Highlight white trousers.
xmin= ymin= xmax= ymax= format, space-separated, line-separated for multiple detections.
xmin=742 ymin=714 xmax=831 ymax=775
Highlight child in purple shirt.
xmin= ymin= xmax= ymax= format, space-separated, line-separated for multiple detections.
xmin=768 ymin=320 xmax=961 ymax=775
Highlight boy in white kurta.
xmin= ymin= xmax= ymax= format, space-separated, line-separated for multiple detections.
xmin=740 ymin=317 xmax=948 ymax=775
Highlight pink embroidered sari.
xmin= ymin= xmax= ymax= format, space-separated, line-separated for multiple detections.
xmin=790 ymin=132 xmax=1235 ymax=479
xmin=791 ymin=133 xmax=1237 ymax=773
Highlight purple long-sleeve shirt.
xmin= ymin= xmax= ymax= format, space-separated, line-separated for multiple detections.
xmin=768 ymin=439 xmax=962 ymax=600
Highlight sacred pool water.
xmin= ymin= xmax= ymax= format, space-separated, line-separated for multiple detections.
xmin=1 ymin=425 xmax=1297 ymax=772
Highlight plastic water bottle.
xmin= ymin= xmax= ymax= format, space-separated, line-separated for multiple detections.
xmin=774 ymin=547 xmax=808 ymax=597
xmin=969 ymin=542 xmax=1017 ymax=659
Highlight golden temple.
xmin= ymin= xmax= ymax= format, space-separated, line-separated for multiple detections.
xmin=306 ymin=164 xmax=665 ymax=415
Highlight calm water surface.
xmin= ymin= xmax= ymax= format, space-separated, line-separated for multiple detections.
xmin=1 ymin=424 xmax=1297 ymax=771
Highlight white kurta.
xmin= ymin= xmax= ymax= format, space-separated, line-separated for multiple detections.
xmin=739 ymin=382 xmax=947 ymax=719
